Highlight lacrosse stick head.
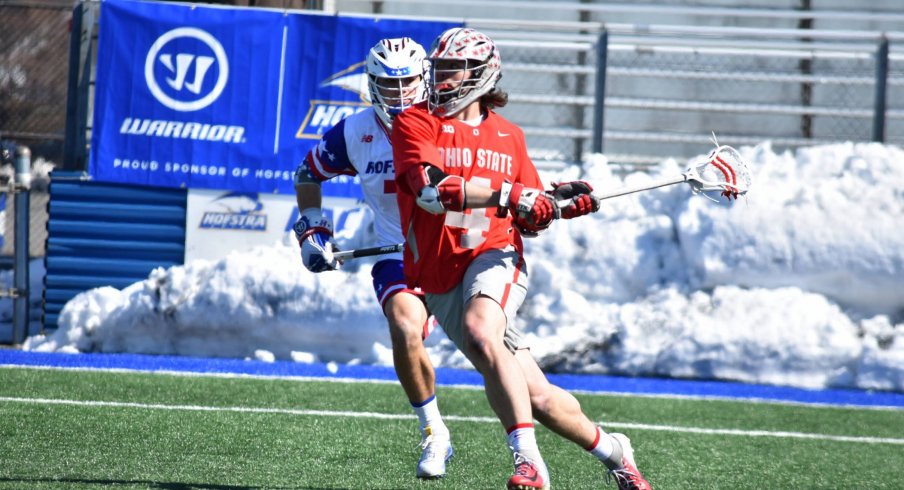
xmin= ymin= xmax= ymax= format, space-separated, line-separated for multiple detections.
xmin=684 ymin=144 xmax=752 ymax=201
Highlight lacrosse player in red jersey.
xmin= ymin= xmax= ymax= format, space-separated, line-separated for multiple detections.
xmin=293 ymin=38 xmax=453 ymax=479
xmin=392 ymin=27 xmax=652 ymax=490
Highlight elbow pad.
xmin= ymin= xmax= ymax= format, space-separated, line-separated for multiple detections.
xmin=402 ymin=164 xmax=466 ymax=214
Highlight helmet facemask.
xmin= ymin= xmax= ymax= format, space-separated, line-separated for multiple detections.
xmin=428 ymin=58 xmax=496 ymax=117
xmin=369 ymin=74 xmax=426 ymax=129
xmin=366 ymin=38 xmax=429 ymax=130
xmin=426 ymin=28 xmax=501 ymax=118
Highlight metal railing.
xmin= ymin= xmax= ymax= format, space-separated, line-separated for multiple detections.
xmin=0 ymin=146 xmax=33 ymax=344
xmin=322 ymin=1 xmax=904 ymax=167
xmin=333 ymin=0 xmax=904 ymax=28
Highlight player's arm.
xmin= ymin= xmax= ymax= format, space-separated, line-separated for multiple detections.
xmin=390 ymin=109 xmax=554 ymax=222
xmin=293 ymin=158 xmax=340 ymax=273
xmin=400 ymin=164 xmax=557 ymax=230
xmin=516 ymin=146 xmax=598 ymax=219
xmin=293 ymin=123 xmax=355 ymax=273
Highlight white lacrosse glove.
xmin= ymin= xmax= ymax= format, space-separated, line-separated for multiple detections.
xmin=293 ymin=208 xmax=340 ymax=273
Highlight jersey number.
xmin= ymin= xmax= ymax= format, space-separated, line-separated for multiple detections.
xmin=444 ymin=176 xmax=493 ymax=249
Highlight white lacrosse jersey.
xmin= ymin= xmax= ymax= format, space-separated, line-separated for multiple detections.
xmin=302 ymin=107 xmax=403 ymax=260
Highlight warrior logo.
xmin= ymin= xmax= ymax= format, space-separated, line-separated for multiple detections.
xmin=145 ymin=27 xmax=229 ymax=112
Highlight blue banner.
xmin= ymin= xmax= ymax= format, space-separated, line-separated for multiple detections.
xmin=89 ymin=0 xmax=456 ymax=197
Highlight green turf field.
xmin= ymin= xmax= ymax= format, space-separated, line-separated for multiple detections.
xmin=1 ymin=366 xmax=902 ymax=489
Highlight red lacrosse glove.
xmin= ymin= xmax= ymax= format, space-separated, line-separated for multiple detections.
xmin=550 ymin=181 xmax=599 ymax=219
xmin=500 ymin=182 xmax=558 ymax=230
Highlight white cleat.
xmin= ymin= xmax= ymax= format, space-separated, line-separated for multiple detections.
xmin=416 ymin=426 xmax=454 ymax=479
xmin=608 ymin=433 xmax=652 ymax=490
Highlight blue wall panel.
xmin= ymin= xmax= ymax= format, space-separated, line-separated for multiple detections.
xmin=43 ymin=173 xmax=187 ymax=330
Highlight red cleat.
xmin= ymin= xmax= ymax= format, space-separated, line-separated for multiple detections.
xmin=507 ymin=452 xmax=549 ymax=490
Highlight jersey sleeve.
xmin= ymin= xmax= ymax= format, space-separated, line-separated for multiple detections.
xmin=391 ymin=107 xmax=441 ymax=195
xmin=301 ymin=119 xmax=357 ymax=182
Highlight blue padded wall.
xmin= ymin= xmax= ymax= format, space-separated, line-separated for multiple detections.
xmin=43 ymin=173 xmax=187 ymax=330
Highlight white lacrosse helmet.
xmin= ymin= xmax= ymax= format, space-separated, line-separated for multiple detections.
xmin=427 ymin=27 xmax=502 ymax=117
xmin=366 ymin=37 xmax=429 ymax=129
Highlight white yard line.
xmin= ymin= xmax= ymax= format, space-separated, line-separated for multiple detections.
xmin=5 ymin=364 xmax=903 ymax=412
xmin=2 ymin=395 xmax=903 ymax=446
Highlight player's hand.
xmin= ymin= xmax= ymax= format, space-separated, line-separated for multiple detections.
xmin=294 ymin=208 xmax=340 ymax=272
xmin=550 ymin=180 xmax=599 ymax=219
xmin=502 ymin=182 xmax=559 ymax=229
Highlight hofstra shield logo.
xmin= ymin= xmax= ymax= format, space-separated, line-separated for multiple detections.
xmin=200 ymin=192 xmax=267 ymax=231
xmin=296 ymin=62 xmax=370 ymax=139
xmin=120 ymin=27 xmax=246 ymax=144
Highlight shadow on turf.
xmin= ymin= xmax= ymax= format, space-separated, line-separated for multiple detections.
xmin=0 ymin=478 xmax=350 ymax=489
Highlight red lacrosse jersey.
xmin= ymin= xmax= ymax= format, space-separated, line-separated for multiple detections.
xmin=392 ymin=102 xmax=544 ymax=294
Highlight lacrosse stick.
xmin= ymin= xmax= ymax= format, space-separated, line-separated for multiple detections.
xmin=557 ymin=138 xmax=752 ymax=207
xmin=332 ymin=243 xmax=403 ymax=261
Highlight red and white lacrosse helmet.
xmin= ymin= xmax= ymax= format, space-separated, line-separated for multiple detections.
xmin=427 ymin=27 xmax=502 ymax=117
xmin=366 ymin=37 xmax=429 ymax=129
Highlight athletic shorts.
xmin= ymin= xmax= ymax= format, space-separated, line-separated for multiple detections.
xmin=425 ymin=247 xmax=529 ymax=354
xmin=371 ymin=259 xmax=423 ymax=308
xmin=372 ymin=259 xmax=437 ymax=339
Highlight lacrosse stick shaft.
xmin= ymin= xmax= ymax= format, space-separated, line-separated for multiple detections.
xmin=593 ymin=174 xmax=687 ymax=200
xmin=333 ymin=243 xmax=403 ymax=261
xmin=557 ymin=174 xmax=687 ymax=208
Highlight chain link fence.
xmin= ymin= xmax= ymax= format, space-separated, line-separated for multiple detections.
xmin=0 ymin=1 xmax=72 ymax=164
xmin=0 ymin=1 xmax=69 ymax=265
xmin=493 ymin=37 xmax=599 ymax=168
xmin=602 ymin=39 xmax=890 ymax=164
xmin=330 ymin=0 xmax=904 ymax=169
xmin=1 ymin=171 xmax=50 ymax=259
xmin=885 ymin=51 xmax=904 ymax=142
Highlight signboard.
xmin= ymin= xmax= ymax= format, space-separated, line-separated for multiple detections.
xmin=184 ymin=189 xmax=363 ymax=262
xmin=90 ymin=0 xmax=457 ymax=198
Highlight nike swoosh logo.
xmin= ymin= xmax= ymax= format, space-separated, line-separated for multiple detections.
xmin=498 ymin=131 xmax=510 ymax=137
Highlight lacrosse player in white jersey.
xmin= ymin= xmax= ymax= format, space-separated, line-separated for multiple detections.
xmin=292 ymin=38 xmax=453 ymax=480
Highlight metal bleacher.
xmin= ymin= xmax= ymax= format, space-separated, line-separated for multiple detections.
xmin=322 ymin=0 xmax=904 ymax=168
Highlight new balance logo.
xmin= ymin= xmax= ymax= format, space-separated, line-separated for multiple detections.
xmin=361 ymin=134 xmax=374 ymax=143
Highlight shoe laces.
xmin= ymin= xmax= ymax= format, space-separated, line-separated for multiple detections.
xmin=607 ymin=464 xmax=645 ymax=490
xmin=419 ymin=432 xmax=448 ymax=459
xmin=419 ymin=435 xmax=437 ymax=457
xmin=512 ymin=452 xmax=539 ymax=477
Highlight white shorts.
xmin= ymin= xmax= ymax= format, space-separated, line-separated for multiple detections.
xmin=425 ymin=247 xmax=529 ymax=354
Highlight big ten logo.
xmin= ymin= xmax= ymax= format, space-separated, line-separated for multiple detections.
xmin=296 ymin=101 xmax=368 ymax=139
xmin=145 ymin=27 xmax=228 ymax=112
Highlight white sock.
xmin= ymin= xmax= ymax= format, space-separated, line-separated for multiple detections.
xmin=586 ymin=427 xmax=622 ymax=470
xmin=507 ymin=423 xmax=542 ymax=462
xmin=508 ymin=424 xmax=549 ymax=484
xmin=412 ymin=394 xmax=447 ymax=437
